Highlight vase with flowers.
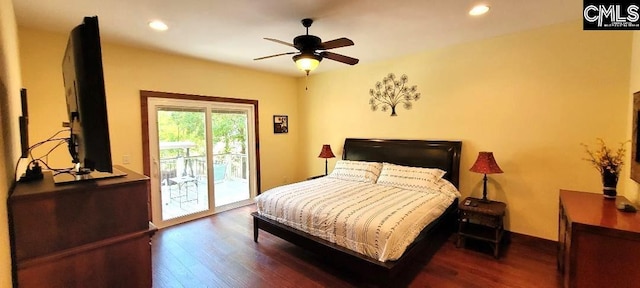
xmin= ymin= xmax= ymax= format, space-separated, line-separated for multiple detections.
xmin=581 ymin=138 xmax=627 ymax=199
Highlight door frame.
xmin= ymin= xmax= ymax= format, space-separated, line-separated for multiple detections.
xmin=140 ymin=90 xmax=261 ymax=222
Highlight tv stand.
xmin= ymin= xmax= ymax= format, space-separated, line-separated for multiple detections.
xmin=52 ymin=166 xmax=127 ymax=184
xmin=9 ymin=166 xmax=155 ymax=287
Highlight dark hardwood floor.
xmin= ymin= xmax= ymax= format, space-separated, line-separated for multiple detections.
xmin=152 ymin=205 xmax=562 ymax=288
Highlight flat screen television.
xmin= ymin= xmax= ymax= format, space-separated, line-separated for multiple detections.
xmin=55 ymin=16 xmax=125 ymax=184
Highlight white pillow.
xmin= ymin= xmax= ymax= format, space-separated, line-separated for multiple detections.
xmin=376 ymin=162 xmax=446 ymax=192
xmin=327 ymin=160 xmax=382 ymax=183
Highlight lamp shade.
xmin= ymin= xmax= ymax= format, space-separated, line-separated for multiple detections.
xmin=318 ymin=144 xmax=335 ymax=159
xmin=293 ymin=53 xmax=322 ymax=75
xmin=469 ymin=152 xmax=503 ymax=174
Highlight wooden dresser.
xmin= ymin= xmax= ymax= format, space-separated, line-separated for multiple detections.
xmin=8 ymin=166 xmax=156 ymax=287
xmin=558 ymin=189 xmax=640 ymax=288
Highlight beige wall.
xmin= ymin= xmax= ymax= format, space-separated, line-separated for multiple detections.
xmin=0 ymin=0 xmax=21 ymax=286
xmin=298 ymin=21 xmax=633 ymax=240
xmin=18 ymin=27 xmax=300 ymax=191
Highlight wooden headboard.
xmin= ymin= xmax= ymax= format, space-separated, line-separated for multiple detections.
xmin=342 ymin=138 xmax=462 ymax=188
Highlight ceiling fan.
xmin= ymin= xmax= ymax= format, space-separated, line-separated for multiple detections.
xmin=254 ymin=18 xmax=359 ymax=75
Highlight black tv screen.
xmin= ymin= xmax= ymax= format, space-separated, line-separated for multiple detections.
xmin=61 ymin=16 xmax=112 ymax=173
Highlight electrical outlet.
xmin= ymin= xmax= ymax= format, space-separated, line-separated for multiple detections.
xmin=122 ymin=154 xmax=130 ymax=164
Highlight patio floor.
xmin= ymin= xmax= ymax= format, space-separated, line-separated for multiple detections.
xmin=160 ymin=178 xmax=250 ymax=221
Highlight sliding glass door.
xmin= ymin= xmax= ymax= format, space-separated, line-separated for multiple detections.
xmin=211 ymin=110 xmax=251 ymax=207
xmin=146 ymin=96 xmax=257 ymax=228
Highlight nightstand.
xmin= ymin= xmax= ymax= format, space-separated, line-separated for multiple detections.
xmin=457 ymin=197 xmax=506 ymax=258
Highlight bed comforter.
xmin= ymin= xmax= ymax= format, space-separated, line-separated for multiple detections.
xmin=255 ymin=177 xmax=460 ymax=262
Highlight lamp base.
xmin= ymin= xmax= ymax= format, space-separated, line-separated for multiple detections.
xmin=479 ymin=174 xmax=491 ymax=203
xmin=324 ymin=159 xmax=329 ymax=176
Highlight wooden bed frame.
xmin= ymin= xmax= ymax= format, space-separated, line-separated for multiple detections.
xmin=252 ymin=138 xmax=462 ymax=282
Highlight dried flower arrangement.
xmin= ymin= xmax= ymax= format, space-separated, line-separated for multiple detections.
xmin=581 ymin=138 xmax=627 ymax=175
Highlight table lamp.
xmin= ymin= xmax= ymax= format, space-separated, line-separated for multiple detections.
xmin=469 ymin=151 xmax=503 ymax=202
xmin=318 ymin=144 xmax=335 ymax=175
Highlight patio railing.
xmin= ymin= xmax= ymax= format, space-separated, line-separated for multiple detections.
xmin=159 ymin=153 xmax=248 ymax=185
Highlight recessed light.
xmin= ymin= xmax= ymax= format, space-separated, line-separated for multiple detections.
xmin=469 ymin=4 xmax=490 ymax=16
xmin=148 ymin=20 xmax=168 ymax=31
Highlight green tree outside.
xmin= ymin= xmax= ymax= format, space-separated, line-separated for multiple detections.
xmin=157 ymin=109 xmax=247 ymax=158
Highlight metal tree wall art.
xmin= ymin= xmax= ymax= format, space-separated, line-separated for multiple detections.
xmin=369 ymin=73 xmax=420 ymax=116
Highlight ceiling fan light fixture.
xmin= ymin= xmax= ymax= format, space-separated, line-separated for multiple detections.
xmin=293 ymin=54 xmax=322 ymax=75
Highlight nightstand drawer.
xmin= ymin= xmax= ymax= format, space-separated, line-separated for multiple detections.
xmin=461 ymin=211 xmax=500 ymax=227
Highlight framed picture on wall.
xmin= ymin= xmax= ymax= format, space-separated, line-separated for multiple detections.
xmin=631 ymin=91 xmax=640 ymax=183
xmin=273 ymin=115 xmax=288 ymax=134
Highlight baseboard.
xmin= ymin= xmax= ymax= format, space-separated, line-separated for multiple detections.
xmin=506 ymin=230 xmax=557 ymax=250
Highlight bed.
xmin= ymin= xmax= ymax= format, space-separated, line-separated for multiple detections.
xmin=252 ymin=138 xmax=462 ymax=282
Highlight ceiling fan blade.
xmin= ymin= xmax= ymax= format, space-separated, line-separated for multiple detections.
xmin=320 ymin=51 xmax=359 ymax=65
xmin=264 ymin=38 xmax=295 ymax=48
xmin=254 ymin=52 xmax=297 ymax=61
xmin=319 ymin=38 xmax=354 ymax=50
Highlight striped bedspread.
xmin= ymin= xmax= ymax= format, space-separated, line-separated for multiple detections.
xmin=255 ymin=177 xmax=460 ymax=262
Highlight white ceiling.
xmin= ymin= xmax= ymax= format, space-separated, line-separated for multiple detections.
xmin=13 ymin=0 xmax=582 ymax=76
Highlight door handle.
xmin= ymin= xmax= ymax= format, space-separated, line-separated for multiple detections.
xmin=152 ymin=157 xmax=159 ymax=177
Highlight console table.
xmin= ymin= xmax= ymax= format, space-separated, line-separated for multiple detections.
xmin=558 ymin=190 xmax=640 ymax=288
xmin=8 ymin=166 xmax=156 ymax=287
